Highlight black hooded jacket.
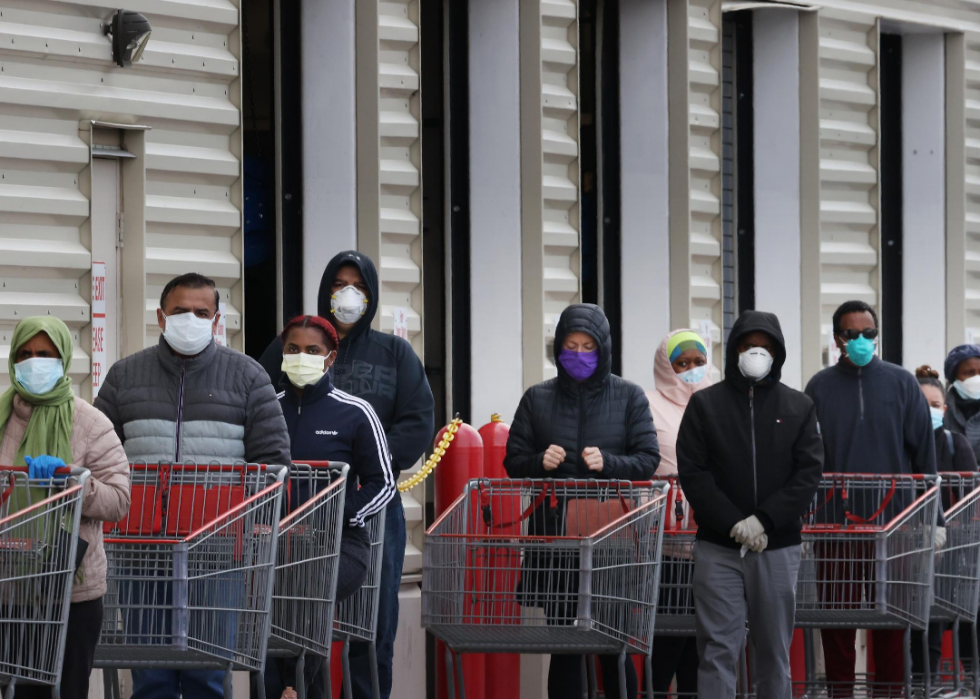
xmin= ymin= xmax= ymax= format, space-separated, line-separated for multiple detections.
xmin=504 ymin=303 xmax=660 ymax=480
xmin=677 ymin=311 xmax=824 ymax=550
xmin=258 ymin=251 xmax=435 ymax=477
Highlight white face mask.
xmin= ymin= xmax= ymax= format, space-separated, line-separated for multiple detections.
xmin=281 ymin=352 xmax=332 ymax=388
xmin=954 ymin=375 xmax=980 ymax=401
xmin=14 ymin=357 xmax=65 ymax=396
xmin=163 ymin=311 xmax=215 ymax=356
xmin=738 ymin=347 xmax=773 ymax=381
xmin=331 ymin=286 xmax=368 ymax=325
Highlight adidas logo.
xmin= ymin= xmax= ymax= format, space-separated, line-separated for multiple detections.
xmin=316 ymin=430 xmax=339 ymax=436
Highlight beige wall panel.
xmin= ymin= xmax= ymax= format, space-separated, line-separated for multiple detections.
xmin=964 ymin=35 xmax=980 ymax=342
xmin=356 ymin=0 xmax=425 ymax=578
xmin=0 ymin=0 xmax=244 ymax=375
xmin=806 ymin=0 xmax=980 ymax=33
xmin=521 ymin=0 xmax=581 ymax=387
xmin=817 ymin=9 xmax=879 ymax=365
xmin=668 ymin=0 xmax=723 ymax=373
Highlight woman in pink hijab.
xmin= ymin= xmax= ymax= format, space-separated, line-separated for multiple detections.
xmin=646 ymin=329 xmax=712 ymax=696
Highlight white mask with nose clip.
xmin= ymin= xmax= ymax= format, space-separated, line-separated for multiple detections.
xmin=331 ymin=286 xmax=368 ymax=325
xmin=738 ymin=347 xmax=773 ymax=381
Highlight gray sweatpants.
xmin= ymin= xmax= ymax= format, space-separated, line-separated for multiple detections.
xmin=693 ymin=540 xmax=801 ymax=699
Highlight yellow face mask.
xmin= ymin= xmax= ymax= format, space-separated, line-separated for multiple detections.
xmin=281 ymin=352 xmax=333 ymax=388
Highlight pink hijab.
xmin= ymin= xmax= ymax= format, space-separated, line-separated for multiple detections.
xmin=646 ymin=329 xmax=713 ymax=474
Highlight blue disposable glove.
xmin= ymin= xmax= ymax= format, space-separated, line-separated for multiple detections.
xmin=25 ymin=455 xmax=67 ymax=480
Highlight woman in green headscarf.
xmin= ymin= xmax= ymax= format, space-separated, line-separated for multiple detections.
xmin=2 ymin=317 xmax=130 ymax=699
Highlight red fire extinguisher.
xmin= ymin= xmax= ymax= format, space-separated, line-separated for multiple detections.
xmin=435 ymin=421 xmax=485 ymax=699
xmin=477 ymin=415 xmax=521 ymax=699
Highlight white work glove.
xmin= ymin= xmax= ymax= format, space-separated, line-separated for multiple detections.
xmin=935 ymin=526 xmax=947 ymax=551
xmin=739 ymin=533 xmax=769 ymax=557
xmin=730 ymin=515 xmax=765 ymax=545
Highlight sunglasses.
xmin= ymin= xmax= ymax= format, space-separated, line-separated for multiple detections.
xmin=839 ymin=328 xmax=878 ymax=341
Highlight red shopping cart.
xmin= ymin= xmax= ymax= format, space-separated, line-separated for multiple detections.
xmin=795 ymin=473 xmax=941 ymax=698
xmin=0 ymin=466 xmax=89 ymax=699
xmin=266 ymin=462 xmax=349 ymax=699
xmin=96 ymin=461 xmax=286 ymax=699
xmin=423 ymin=478 xmax=669 ymax=699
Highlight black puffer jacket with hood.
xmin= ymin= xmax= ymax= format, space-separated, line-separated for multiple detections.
xmin=677 ymin=311 xmax=823 ymax=550
xmin=504 ymin=303 xmax=660 ymax=480
xmin=258 ymin=251 xmax=435 ymax=477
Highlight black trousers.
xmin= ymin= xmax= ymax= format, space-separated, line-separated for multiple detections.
xmin=14 ymin=597 xmax=103 ymax=699
xmin=548 ymin=654 xmax=638 ymax=699
xmin=650 ymin=635 xmax=698 ymax=696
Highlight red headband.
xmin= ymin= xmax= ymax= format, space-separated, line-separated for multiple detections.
xmin=281 ymin=315 xmax=338 ymax=351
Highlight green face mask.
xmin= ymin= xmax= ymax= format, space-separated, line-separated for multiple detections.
xmin=845 ymin=336 xmax=875 ymax=367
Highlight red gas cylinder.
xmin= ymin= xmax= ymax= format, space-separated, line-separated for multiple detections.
xmin=435 ymin=421 xmax=485 ymax=699
xmin=477 ymin=416 xmax=521 ymax=699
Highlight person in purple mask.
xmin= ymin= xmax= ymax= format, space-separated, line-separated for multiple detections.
xmin=505 ymin=303 xmax=660 ymax=699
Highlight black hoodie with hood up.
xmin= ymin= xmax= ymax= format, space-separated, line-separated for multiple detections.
xmin=259 ymin=251 xmax=435 ymax=477
xmin=504 ymin=303 xmax=660 ymax=480
xmin=677 ymin=311 xmax=824 ymax=550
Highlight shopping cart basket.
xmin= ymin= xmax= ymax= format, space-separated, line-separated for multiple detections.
xmin=333 ymin=502 xmax=387 ymax=699
xmin=0 ymin=466 xmax=89 ymax=699
xmin=264 ymin=461 xmax=349 ymax=699
xmin=422 ymin=478 xmax=669 ymax=699
xmin=927 ymin=473 xmax=980 ymax=697
xmin=795 ymin=473 xmax=940 ymax=698
xmin=96 ymin=462 xmax=286 ymax=699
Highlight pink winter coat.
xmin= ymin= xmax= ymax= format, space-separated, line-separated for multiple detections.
xmin=0 ymin=396 xmax=131 ymax=603
xmin=646 ymin=330 xmax=713 ymax=475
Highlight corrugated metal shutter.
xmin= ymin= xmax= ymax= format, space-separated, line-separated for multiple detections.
xmin=356 ymin=0 xmax=424 ymax=576
xmin=964 ymin=38 xmax=980 ymax=340
xmin=0 ymin=3 xmax=242 ymax=392
xmin=818 ymin=10 xmax=879 ymax=363
xmin=721 ymin=16 xmax=737 ymax=345
xmin=688 ymin=0 xmax=724 ymax=370
xmin=521 ymin=0 xmax=581 ymax=386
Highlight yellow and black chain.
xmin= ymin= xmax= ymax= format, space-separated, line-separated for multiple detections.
xmin=397 ymin=414 xmax=463 ymax=493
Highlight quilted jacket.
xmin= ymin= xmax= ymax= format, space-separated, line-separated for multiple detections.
xmin=504 ymin=303 xmax=660 ymax=481
xmin=0 ymin=396 xmax=131 ymax=602
xmin=94 ymin=337 xmax=291 ymax=468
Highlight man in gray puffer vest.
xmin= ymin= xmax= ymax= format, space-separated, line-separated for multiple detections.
xmin=95 ymin=272 xmax=291 ymax=699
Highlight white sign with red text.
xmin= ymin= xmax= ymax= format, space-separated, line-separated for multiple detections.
xmin=393 ymin=307 xmax=409 ymax=340
xmin=91 ymin=262 xmax=107 ymax=397
xmin=214 ymin=302 xmax=227 ymax=346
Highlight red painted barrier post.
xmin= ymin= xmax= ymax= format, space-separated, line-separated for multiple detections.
xmin=434 ymin=422 xmax=485 ymax=699
xmin=477 ymin=415 xmax=521 ymax=699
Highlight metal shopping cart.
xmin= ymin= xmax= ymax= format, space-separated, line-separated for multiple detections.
xmin=929 ymin=473 xmax=980 ymax=697
xmin=795 ymin=473 xmax=941 ymax=699
xmin=0 ymin=466 xmax=89 ymax=699
xmin=422 ymin=478 xmax=669 ymax=699
xmin=96 ymin=462 xmax=287 ymax=699
xmin=264 ymin=462 xmax=349 ymax=699
xmin=332 ymin=502 xmax=387 ymax=699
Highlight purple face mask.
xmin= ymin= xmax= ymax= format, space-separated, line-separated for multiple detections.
xmin=558 ymin=348 xmax=599 ymax=382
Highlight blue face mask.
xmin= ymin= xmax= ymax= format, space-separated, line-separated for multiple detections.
xmin=845 ymin=336 xmax=876 ymax=367
xmin=14 ymin=357 xmax=65 ymax=396
xmin=930 ymin=407 xmax=945 ymax=432
xmin=679 ymin=365 xmax=708 ymax=384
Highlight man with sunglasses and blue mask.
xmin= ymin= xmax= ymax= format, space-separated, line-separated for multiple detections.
xmin=804 ymin=299 xmax=940 ymax=697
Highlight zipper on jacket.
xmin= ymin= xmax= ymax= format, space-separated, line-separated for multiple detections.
xmin=749 ymin=385 xmax=758 ymax=507
xmin=858 ymin=368 xmax=864 ymax=422
xmin=577 ymin=390 xmax=586 ymax=475
xmin=174 ymin=363 xmax=186 ymax=461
